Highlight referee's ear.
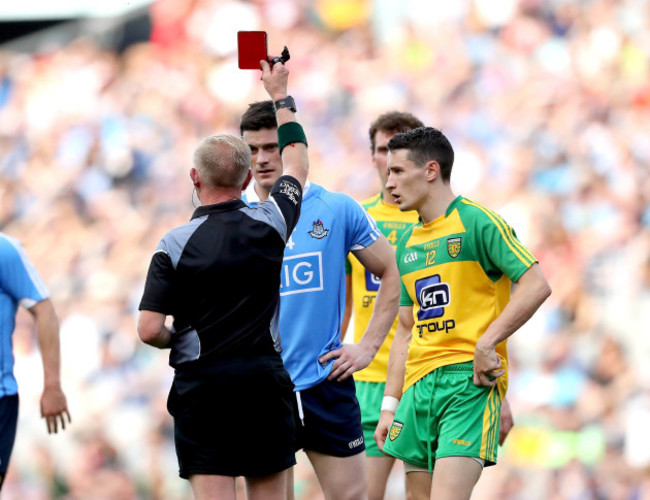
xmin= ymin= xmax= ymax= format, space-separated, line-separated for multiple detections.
xmin=190 ymin=168 xmax=200 ymax=187
xmin=241 ymin=169 xmax=253 ymax=191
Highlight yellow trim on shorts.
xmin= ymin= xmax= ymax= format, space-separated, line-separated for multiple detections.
xmin=479 ymin=388 xmax=499 ymax=462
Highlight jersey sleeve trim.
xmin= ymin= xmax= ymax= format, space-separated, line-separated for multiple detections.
xmin=350 ymin=228 xmax=379 ymax=251
xmin=461 ymin=199 xmax=537 ymax=267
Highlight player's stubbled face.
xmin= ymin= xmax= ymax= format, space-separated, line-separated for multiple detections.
xmin=243 ymin=127 xmax=283 ymax=190
xmin=385 ymin=149 xmax=426 ymax=212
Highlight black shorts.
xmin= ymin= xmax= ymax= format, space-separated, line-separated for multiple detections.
xmin=0 ymin=395 xmax=19 ymax=489
xmin=168 ymin=365 xmax=297 ymax=478
xmin=294 ymin=376 xmax=365 ymax=457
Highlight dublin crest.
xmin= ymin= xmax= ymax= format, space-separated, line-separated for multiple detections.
xmin=308 ymin=220 xmax=330 ymax=239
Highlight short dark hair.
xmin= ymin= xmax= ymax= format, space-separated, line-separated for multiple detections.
xmin=368 ymin=111 xmax=424 ymax=152
xmin=387 ymin=127 xmax=455 ymax=182
xmin=240 ymin=101 xmax=277 ymax=135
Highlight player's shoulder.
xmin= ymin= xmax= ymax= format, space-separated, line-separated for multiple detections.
xmin=158 ymin=215 xmax=208 ymax=254
xmin=310 ymin=184 xmax=363 ymax=211
xmin=0 ymin=232 xmax=23 ymax=258
xmin=360 ymin=193 xmax=382 ymax=210
xmin=454 ymin=196 xmax=504 ymax=229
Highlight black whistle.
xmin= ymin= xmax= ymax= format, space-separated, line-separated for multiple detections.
xmin=271 ymin=46 xmax=291 ymax=66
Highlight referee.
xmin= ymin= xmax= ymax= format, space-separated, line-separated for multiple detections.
xmin=137 ymin=58 xmax=308 ymax=500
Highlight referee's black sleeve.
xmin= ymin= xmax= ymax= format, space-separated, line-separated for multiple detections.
xmin=269 ymin=175 xmax=303 ymax=236
xmin=139 ymin=249 xmax=176 ymax=314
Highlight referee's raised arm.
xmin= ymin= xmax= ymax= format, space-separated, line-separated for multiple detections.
xmin=260 ymin=58 xmax=308 ymax=189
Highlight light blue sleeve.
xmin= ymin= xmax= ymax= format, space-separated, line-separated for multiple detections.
xmin=0 ymin=235 xmax=49 ymax=309
xmin=341 ymin=195 xmax=381 ymax=252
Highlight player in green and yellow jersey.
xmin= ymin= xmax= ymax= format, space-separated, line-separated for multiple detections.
xmin=374 ymin=127 xmax=551 ymax=500
xmin=345 ymin=112 xmax=423 ymax=500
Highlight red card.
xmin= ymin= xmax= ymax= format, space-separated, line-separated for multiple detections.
xmin=237 ymin=31 xmax=268 ymax=70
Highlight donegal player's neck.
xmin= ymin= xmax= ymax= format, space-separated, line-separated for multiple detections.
xmin=418 ymin=185 xmax=456 ymax=225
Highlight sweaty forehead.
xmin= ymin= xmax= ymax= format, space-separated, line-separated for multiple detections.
xmin=242 ymin=128 xmax=278 ymax=148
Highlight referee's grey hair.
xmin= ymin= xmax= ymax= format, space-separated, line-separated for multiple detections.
xmin=193 ymin=134 xmax=251 ymax=188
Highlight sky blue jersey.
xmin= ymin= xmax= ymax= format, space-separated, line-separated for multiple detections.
xmin=0 ymin=232 xmax=49 ymax=397
xmin=243 ymin=182 xmax=380 ymax=391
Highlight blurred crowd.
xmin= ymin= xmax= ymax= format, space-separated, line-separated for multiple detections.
xmin=1 ymin=0 xmax=649 ymax=498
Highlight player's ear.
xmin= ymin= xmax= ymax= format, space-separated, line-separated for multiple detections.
xmin=426 ymin=160 xmax=440 ymax=182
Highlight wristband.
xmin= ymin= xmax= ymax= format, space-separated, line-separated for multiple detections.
xmin=381 ymin=396 xmax=399 ymax=413
xmin=277 ymin=122 xmax=308 ymax=154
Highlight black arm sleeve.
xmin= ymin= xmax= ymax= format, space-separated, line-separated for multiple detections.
xmin=269 ymin=175 xmax=303 ymax=235
xmin=138 ymin=250 xmax=176 ymax=314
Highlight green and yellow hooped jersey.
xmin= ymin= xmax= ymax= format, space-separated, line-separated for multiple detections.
xmin=348 ymin=194 xmax=419 ymax=382
xmin=397 ymin=196 xmax=537 ymax=398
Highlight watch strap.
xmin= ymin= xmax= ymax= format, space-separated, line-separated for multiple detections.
xmin=274 ymin=96 xmax=297 ymax=113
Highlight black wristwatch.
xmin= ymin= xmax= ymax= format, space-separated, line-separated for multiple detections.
xmin=274 ymin=96 xmax=296 ymax=113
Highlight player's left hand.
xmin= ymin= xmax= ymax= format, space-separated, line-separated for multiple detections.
xmin=473 ymin=340 xmax=505 ymax=387
xmin=320 ymin=343 xmax=374 ymax=381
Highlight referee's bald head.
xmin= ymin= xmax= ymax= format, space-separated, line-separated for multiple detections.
xmin=193 ymin=134 xmax=251 ymax=188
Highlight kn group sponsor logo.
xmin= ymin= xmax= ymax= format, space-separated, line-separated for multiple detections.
xmin=280 ymin=252 xmax=324 ymax=296
xmin=415 ymin=274 xmax=450 ymax=321
xmin=365 ymin=269 xmax=381 ymax=292
xmin=447 ymin=237 xmax=462 ymax=258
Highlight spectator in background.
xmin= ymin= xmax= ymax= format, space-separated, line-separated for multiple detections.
xmin=0 ymin=231 xmax=70 ymax=491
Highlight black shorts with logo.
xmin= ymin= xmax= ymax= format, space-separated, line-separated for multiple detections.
xmin=168 ymin=357 xmax=297 ymax=478
xmin=294 ymin=376 xmax=365 ymax=457
xmin=0 ymin=395 xmax=19 ymax=489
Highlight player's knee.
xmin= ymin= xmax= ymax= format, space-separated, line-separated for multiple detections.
xmin=324 ymin=476 xmax=367 ymax=500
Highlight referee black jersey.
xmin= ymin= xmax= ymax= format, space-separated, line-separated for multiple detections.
xmin=139 ymin=175 xmax=302 ymax=371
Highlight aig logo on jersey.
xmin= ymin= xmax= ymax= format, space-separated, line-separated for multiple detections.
xmin=415 ymin=275 xmax=450 ymax=321
xmin=281 ymin=252 xmax=324 ymax=296
xmin=447 ymin=237 xmax=462 ymax=258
